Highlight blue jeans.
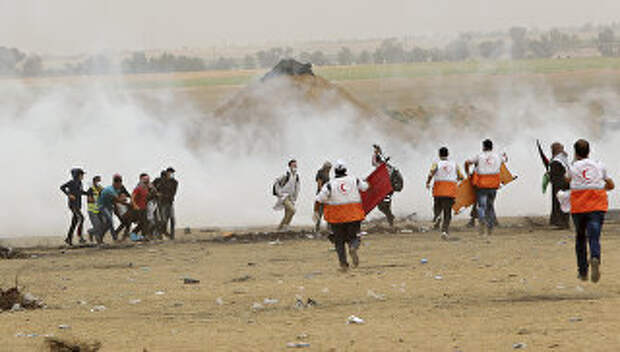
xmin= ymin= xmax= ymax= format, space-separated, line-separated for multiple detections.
xmin=476 ymin=188 xmax=497 ymax=229
xmin=572 ymin=211 xmax=605 ymax=276
xmin=100 ymin=207 xmax=118 ymax=241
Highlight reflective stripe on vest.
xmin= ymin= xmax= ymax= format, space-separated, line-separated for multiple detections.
xmin=433 ymin=180 xmax=457 ymax=197
xmin=570 ymin=189 xmax=608 ymax=214
xmin=324 ymin=202 xmax=366 ymax=224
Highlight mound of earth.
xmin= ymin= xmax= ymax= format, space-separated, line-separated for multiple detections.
xmin=214 ymin=59 xmax=379 ymax=122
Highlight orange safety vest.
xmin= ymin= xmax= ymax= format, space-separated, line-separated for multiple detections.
xmin=432 ymin=160 xmax=458 ymax=198
xmin=472 ymin=172 xmax=501 ymax=189
xmin=324 ymin=202 xmax=366 ymax=224
xmin=570 ymin=189 xmax=608 ymax=214
xmin=321 ymin=175 xmax=367 ymax=224
xmin=569 ymin=158 xmax=609 ymax=214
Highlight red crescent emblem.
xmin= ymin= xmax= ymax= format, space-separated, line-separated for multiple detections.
xmin=339 ymin=183 xmax=347 ymax=193
xmin=582 ymin=169 xmax=591 ymax=181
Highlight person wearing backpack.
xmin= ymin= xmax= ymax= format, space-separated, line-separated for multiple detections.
xmin=273 ymin=160 xmax=300 ymax=231
xmin=372 ymin=145 xmax=402 ymax=229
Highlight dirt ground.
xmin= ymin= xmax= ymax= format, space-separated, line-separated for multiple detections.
xmin=1 ymin=219 xmax=620 ymax=351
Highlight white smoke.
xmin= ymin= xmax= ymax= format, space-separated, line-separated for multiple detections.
xmin=0 ymin=73 xmax=619 ymax=237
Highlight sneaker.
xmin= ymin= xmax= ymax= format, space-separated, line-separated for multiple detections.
xmin=339 ymin=263 xmax=349 ymax=273
xmin=350 ymin=248 xmax=359 ymax=268
xmin=578 ymin=272 xmax=588 ymax=281
xmin=590 ymin=258 xmax=601 ymax=283
xmin=433 ymin=218 xmax=441 ymax=230
xmin=64 ymin=237 xmax=73 ymax=247
xmin=78 ymin=237 xmax=87 ymax=244
xmin=441 ymin=232 xmax=449 ymax=240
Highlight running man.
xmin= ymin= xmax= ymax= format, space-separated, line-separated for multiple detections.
xmin=566 ymin=139 xmax=614 ymax=283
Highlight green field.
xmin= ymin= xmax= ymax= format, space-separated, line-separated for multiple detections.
xmin=124 ymin=57 xmax=620 ymax=90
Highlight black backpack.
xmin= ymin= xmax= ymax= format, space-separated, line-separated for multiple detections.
xmin=272 ymin=172 xmax=298 ymax=196
xmin=390 ymin=167 xmax=404 ymax=192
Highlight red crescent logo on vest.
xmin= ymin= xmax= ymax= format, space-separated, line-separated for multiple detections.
xmin=485 ymin=157 xmax=493 ymax=165
xmin=339 ymin=183 xmax=347 ymax=194
xmin=582 ymin=169 xmax=591 ymax=181
xmin=442 ymin=165 xmax=452 ymax=172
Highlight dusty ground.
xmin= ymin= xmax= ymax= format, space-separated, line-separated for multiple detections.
xmin=1 ymin=219 xmax=620 ymax=351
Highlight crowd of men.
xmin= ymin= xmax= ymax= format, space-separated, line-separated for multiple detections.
xmin=60 ymin=167 xmax=178 ymax=246
xmin=273 ymin=138 xmax=614 ymax=283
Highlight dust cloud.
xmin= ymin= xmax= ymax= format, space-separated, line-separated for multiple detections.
xmin=0 ymin=73 xmax=619 ymax=237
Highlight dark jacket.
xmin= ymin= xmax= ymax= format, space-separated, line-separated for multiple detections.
xmin=60 ymin=169 xmax=86 ymax=208
xmin=157 ymin=178 xmax=178 ymax=204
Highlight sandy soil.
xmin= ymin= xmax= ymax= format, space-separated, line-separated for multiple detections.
xmin=2 ymin=220 xmax=620 ymax=351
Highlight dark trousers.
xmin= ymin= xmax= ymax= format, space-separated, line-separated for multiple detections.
xmin=131 ymin=209 xmax=149 ymax=237
xmin=67 ymin=206 xmax=84 ymax=242
xmin=330 ymin=221 xmax=361 ymax=267
xmin=378 ymin=196 xmax=395 ymax=226
xmin=551 ymin=185 xmax=570 ymax=228
xmin=159 ymin=203 xmax=175 ymax=239
xmin=433 ymin=197 xmax=455 ymax=233
xmin=572 ymin=211 xmax=605 ymax=276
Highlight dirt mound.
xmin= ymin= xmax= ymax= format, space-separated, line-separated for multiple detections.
xmin=45 ymin=337 xmax=102 ymax=352
xmin=0 ymin=286 xmax=45 ymax=311
xmin=261 ymin=59 xmax=314 ymax=80
xmin=214 ymin=69 xmax=378 ymax=122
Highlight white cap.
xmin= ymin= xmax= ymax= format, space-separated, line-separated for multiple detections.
xmin=335 ymin=159 xmax=347 ymax=171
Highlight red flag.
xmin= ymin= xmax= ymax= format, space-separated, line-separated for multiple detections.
xmin=361 ymin=163 xmax=393 ymax=214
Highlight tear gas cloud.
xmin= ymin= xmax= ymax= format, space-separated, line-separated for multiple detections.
xmin=0 ymin=74 xmax=619 ymax=237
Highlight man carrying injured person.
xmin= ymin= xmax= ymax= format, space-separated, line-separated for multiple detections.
xmin=316 ymin=160 xmax=369 ymax=272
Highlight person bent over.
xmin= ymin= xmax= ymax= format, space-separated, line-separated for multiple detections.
xmin=316 ymin=160 xmax=369 ymax=272
xmin=566 ymin=139 xmax=614 ymax=283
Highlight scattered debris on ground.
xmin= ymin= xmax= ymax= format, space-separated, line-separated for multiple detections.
xmin=45 ymin=337 xmax=102 ymax=352
xmin=347 ymin=315 xmax=365 ymax=325
xmin=0 ymin=286 xmax=45 ymax=311
xmin=0 ymin=246 xmax=27 ymax=259
xmin=231 ymin=275 xmax=252 ymax=283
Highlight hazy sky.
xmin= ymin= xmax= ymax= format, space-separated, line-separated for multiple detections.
xmin=2 ymin=0 xmax=620 ymax=54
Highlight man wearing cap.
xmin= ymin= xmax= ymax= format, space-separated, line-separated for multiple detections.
xmin=316 ymin=160 xmax=369 ymax=271
xmin=157 ymin=167 xmax=179 ymax=239
xmin=314 ymin=161 xmax=332 ymax=233
xmin=60 ymin=168 xmax=88 ymax=246
xmin=97 ymin=174 xmax=126 ymax=243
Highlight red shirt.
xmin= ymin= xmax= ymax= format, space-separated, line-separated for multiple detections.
xmin=132 ymin=184 xmax=149 ymax=210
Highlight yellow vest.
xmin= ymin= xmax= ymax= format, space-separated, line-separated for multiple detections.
xmin=87 ymin=186 xmax=102 ymax=213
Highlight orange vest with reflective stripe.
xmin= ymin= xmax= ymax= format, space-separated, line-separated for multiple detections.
xmin=471 ymin=152 xmax=503 ymax=189
xmin=569 ymin=159 xmax=608 ymax=214
xmin=322 ymin=176 xmax=366 ymax=224
xmin=433 ymin=160 xmax=458 ymax=198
